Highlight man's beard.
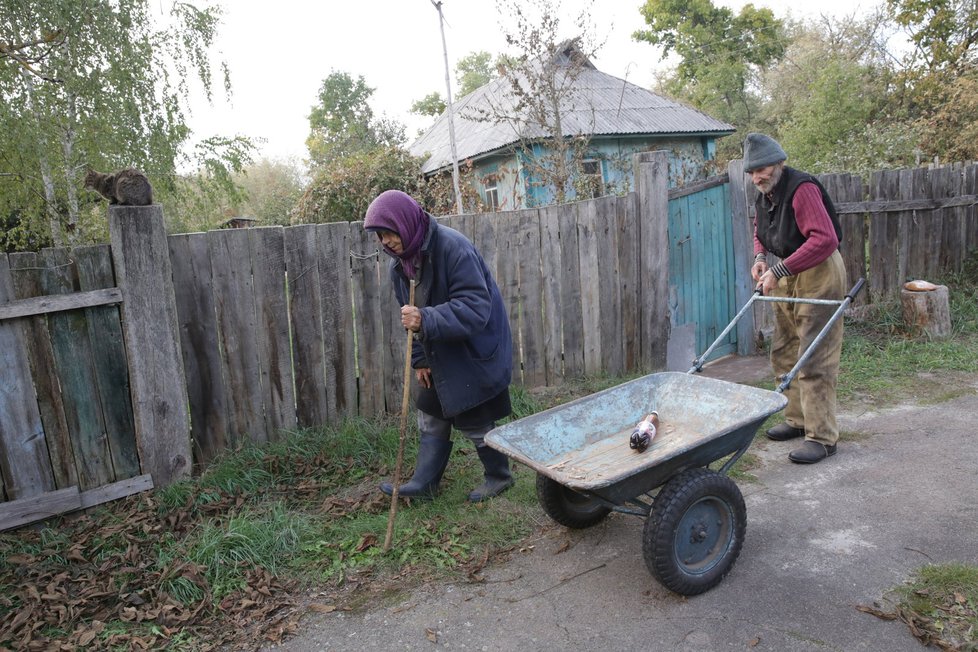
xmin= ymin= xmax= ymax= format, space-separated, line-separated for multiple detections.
xmin=755 ymin=166 xmax=783 ymax=195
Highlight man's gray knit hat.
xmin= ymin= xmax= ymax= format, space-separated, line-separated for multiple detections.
xmin=743 ymin=132 xmax=787 ymax=171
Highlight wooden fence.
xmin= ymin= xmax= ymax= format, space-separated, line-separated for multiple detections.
xmin=1 ymin=155 xmax=977 ymax=528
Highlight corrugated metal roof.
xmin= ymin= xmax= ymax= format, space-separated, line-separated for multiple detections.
xmin=409 ymin=50 xmax=735 ymax=175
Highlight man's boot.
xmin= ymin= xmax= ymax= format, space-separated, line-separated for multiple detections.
xmin=380 ymin=434 xmax=453 ymax=500
xmin=468 ymin=445 xmax=514 ymax=502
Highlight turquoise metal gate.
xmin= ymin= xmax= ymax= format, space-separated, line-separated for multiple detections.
xmin=667 ymin=176 xmax=737 ymax=361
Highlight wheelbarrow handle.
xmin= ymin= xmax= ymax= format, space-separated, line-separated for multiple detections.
xmin=847 ymin=277 xmax=865 ymax=301
xmin=689 ymin=277 xmax=866 ymax=376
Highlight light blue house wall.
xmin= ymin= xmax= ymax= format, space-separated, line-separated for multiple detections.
xmin=469 ymin=135 xmax=723 ymax=210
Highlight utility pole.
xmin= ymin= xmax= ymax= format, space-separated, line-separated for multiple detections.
xmin=431 ymin=0 xmax=464 ymax=215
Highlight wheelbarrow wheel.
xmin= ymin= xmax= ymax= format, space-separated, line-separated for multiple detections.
xmin=535 ymin=474 xmax=611 ymax=529
xmin=643 ymin=468 xmax=746 ymax=596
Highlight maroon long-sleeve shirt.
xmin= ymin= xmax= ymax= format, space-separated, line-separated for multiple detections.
xmin=754 ymin=182 xmax=839 ymax=275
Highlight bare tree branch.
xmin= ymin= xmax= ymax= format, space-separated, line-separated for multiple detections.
xmin=0 ymin=29 xmax=65 ymax=83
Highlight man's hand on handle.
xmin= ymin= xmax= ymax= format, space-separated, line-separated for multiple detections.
xmin=751 ymin=260 xmax=777 ymax=295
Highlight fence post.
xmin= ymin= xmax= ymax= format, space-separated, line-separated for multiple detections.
xmin=727 ymin=159 xmax=758 ymax=355
xmin=633 ymin=151 xmax=670 ymax=371
xmin=109 ymin=206 xmax=191 ymax=487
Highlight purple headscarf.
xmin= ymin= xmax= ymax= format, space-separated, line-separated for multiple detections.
xmin=363 ymin=190 xmax=431 ymax=279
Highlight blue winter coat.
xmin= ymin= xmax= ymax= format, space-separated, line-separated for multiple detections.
xmin=387 ymin=219 xmax=512 ymax=418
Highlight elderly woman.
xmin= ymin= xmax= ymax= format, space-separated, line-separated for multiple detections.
xmin=364 ymin=190 xmax=514 ymax=502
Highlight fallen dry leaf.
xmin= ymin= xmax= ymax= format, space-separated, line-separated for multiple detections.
xmin=425 ymin=628 xmax=438 ymax=643
xmin=308 ymin=603 xmax=336 ymax=614
xmin=856 ymin=604 xmax=898 ymax=620
xmin=356 ymin=534 xmax=378 ymax=552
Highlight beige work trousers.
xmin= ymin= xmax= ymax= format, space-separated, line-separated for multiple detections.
xmin=770 ymin=250 xmax=847 ymax=446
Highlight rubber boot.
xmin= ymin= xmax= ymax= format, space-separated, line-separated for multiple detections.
xmin=380 ymin=434 xmax=453 ymax=500
xmin=468 ymin=445 xmax=514 ymax=502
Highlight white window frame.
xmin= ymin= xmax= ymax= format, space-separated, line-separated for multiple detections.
xmin=581 ymin=159 xmax=604 ymax=198
xmin=484 ymin=180 xmax=500 ymax=211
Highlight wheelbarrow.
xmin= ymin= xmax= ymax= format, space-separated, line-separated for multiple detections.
xmin=485 ymin=278 xmax=865 ymax=596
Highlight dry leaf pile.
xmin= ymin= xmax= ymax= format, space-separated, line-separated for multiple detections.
xmin=858 ymin=591 xmax=978 ymax=652
xmin=0 ymin=493 xmax=302 ymax=651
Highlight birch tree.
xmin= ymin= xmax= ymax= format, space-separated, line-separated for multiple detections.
xmin=0 ymin=0 xmax=252 ymax=250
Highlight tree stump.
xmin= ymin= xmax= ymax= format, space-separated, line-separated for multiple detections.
xmin=900 ymin=284 xmax=951 ymax=339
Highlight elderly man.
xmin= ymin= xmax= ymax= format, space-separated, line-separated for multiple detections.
xmin=744 ymin=133 xmax=848 ymax=464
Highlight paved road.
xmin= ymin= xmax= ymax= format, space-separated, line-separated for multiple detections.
xmin=264 ymin=367 xmax=978 ymax=652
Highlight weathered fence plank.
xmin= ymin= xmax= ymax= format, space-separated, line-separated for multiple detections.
xmin=249 ymin=227 xmax=297 ymax=437
xmin=471 ymin=210 xmax=499 ymax=282
xmin=896 ymin=169 xmax=915 ymax=289
xmin=319 ymin=222 xmax=357 ymax=417
xmin=596 ymin=197 xmax=624 ymax=376
xmin=40 ymin=248 xmax=113 ymax=490
xmin=74 ymin=245 xmax=140 ymax=480
xmin=908 ymin=168 xmax=933 ymax=280
xmin=835 ymin=174 xmax=868 ymax=301
xmin=284 ymin=225 xmax=329 ymax=427
xmin=635 ymin=151 xmax=670 ymax=370
xmin=7 ymin=252 xmax=76 ymax=490
xmin=493 ymin=212 xmax=522 ymax=384
xmin=169 ymin=233 xmax=229 ymax=469
xmin=77 ymin=473 xmax=153 ymax=509
xmin=110 ymin=205 xmax=191 ymax=487
xmin=350 ymin=224 xmax=386 ymax=417
xmin=0 ymin=287 xmax=121 ymax=320
xmin=577 ymin=200 xmax=602 ymax=376
xmin=835 ymin=194 xmax=978 ymax=213
xmin=558 ymin=203 xmax=585 ymax=377
xmin=0 ymin=255 xmax=54 ymax=500
xmin=869 ymin=170 xmax=899 ymax=299
xmin=538 ymin=205 xmax=565 ymax=383
xmin=0 ymin=486 xmax=78 ymax=531
xmin=0 ymin=474 xmax=153 ymax=532
xmin=617 ymin=194 xmax=642 ymax=370
xmin=727 ymin=159 xmax=756 ymax=356
xmin=517 ymin=209 xmax=547 ymax=387
xmin=966 ymin=165 xmax=978 ymax=257
xmin=935 ymin=166 xmax=962 ymax=273
xmin=209 ymin=228 xmax=265 ymax=445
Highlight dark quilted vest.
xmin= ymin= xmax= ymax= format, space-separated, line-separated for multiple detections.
xmin=754 ymin=167 xmax=842 ymax=258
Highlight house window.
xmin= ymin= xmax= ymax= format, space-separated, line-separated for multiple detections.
xmin=580 ymin=159 xmax=604 ymax=198
xmin=484 ymin=181 xmax=499 ymax=211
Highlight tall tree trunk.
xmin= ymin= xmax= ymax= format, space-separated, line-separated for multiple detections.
xmin=61 ymin=94 xmax=80 ymax=245
xmin=21 ymin=72 xmax=63 ymax=246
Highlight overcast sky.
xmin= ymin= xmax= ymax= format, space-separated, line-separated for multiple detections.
xmin=182 ymin=0 xmax=876 ymax=165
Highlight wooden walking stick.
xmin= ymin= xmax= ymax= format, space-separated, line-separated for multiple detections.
xmin=384 ymin=279 xmax=416 ymax=552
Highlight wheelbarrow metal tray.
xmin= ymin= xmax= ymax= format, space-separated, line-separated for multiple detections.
xmin=486 ymin=372 xmax=787 ymax=504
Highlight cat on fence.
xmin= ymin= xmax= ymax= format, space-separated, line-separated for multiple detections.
xmin=84 ymin=168 xmax=154 ymax=206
